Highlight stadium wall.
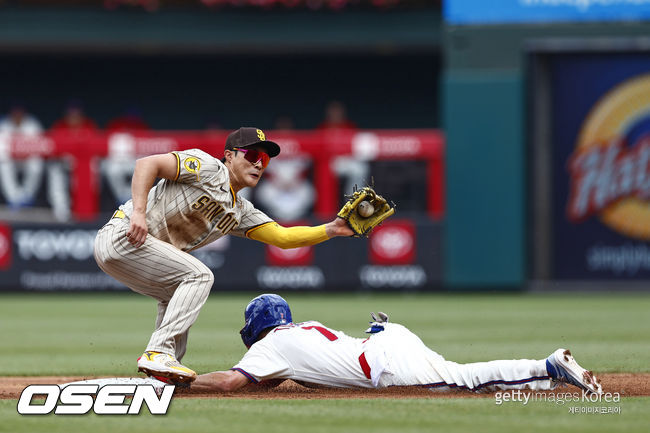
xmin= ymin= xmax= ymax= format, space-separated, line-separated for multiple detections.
xmin=443 ymin=20 xmax=650 ymax=289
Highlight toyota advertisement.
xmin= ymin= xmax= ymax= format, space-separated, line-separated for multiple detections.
xmin=0 ymin=218 xmax=442 ymax=292
xmin=550 ymin=53 xmax=650 ymax=279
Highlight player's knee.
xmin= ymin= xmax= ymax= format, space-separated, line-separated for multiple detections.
xmin=186 ymin=267 xmax=214 ymax=299
xmin=196 ymin=267 xmax=214 ymax=287
xmin=184 ymin=266 xmax=213 ymax=291
xmin=205 ymin=269 xmax=214 ymax=286
xmin=201 ymin=270 xmax=215 ymax=299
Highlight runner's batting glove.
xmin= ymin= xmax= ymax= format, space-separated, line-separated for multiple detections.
xmin=337 ymin=186 xmax=395 ymax=237
xmin=365 ymin=311 xmax=390 ymax=334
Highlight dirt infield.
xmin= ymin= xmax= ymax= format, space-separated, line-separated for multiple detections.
xmin=1 ymin=374 xmax=649 ymax=400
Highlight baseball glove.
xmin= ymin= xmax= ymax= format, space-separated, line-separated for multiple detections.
xmin=337 ymin=186 xmax=395 ymax=237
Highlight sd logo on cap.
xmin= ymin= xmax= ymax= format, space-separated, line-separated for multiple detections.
xmin=225 ymin=127 xmax=280 ymax=158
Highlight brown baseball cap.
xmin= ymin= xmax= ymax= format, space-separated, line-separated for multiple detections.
xmin=225 ymin=127 xmax=281 ymax=158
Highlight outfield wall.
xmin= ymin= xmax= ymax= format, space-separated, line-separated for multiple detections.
xmin=0 ymin=217 xmax=442 ymax=292
xmin=0 ymin=129 xmax=444 ymax=292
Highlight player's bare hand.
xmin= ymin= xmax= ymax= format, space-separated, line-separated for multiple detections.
xmin=325 ymin=217 xmax=355 ymax=238
xmin=126 ymin=211 xmax=148 ymax=248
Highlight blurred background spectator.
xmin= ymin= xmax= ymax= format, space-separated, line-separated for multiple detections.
xmin=0 ymin=103 xmax=70 ymax=221
xmin=205 ymin=117 xmax=224 ymax=133
xmin=51 ymin=100 xmax=98 ymax=134
xmin=0 ymin=103 xmax=45 ymax=213
xmin=273 ymin=115 xmax=295 ymax=131
xmin=317 ymin=100 xmax=357 ymax=131
xmin=106 ymin=106 xmax=149 ymax=133
xmin=0 ymin=103 xmax=43 ymax=136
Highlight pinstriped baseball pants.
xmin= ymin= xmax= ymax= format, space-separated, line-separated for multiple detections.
xmin=93 ymin=219 xmax=214 ymax=361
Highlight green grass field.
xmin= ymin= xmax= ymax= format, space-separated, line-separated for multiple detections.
xmin=1 ymin=292 xmax=649 ymax=432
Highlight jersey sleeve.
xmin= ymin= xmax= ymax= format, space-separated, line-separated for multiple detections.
xmin=231 ymin=337 xmax=292 ymax=383
xmin=171 ymin=149 xmax=222 ymax=185
xmin=228 ymin=196 xmax=274 ymax=238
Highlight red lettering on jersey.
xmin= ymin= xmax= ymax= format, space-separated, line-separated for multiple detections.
xmin=272 ymin=325 xmax=294 ymax=333
xmin=301 ymin=326 xmax=338 ymax=341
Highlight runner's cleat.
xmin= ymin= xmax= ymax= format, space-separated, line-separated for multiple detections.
xmin=546 ymin=348 xmax=602 ymax=395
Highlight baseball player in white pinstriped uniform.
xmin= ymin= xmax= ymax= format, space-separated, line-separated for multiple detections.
xmin=93 ymin=127 xmax=355 ymax=383
xmin=190 ymin=294 xmax=603 ymax=395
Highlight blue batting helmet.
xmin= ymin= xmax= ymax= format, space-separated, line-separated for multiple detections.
xmin=240 ymin=294 xmax=293 ymax=348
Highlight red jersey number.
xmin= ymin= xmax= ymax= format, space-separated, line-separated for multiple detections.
xmin=301 ymin=325 xmax=338 ymax=341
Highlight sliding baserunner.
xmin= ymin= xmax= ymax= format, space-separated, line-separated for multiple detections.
xmin=189 ymin=294 xmax=603 ymax=395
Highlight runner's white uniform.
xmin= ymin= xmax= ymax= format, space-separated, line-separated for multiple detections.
xmin=233 ymin=321 xmax=554 ymax=391
xmin=94 ymin=149 xmax=272 ymax=360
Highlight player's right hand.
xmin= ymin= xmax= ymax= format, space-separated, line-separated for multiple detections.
xmin=126 ymin=211 xmax=148 ymax=248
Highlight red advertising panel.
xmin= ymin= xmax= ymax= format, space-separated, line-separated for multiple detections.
xmin=0 ymin=224 xmax=11 ymax=270
xmin=266 ymin=245 xmax=314 ymax=267
xmin=369 ymin=221 xmax=416 ymax=265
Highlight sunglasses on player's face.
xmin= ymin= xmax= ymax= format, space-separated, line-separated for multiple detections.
xmin=234 ymin=147 xmax=270 ymax=169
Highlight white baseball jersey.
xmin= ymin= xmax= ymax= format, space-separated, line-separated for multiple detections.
xmin=233 ymin=321 xmax=374 ymax=388
xmin=118 ymin=148 xmax=272 ymax=251
xmin=232 ymin=322 xmax=554 ymax=392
